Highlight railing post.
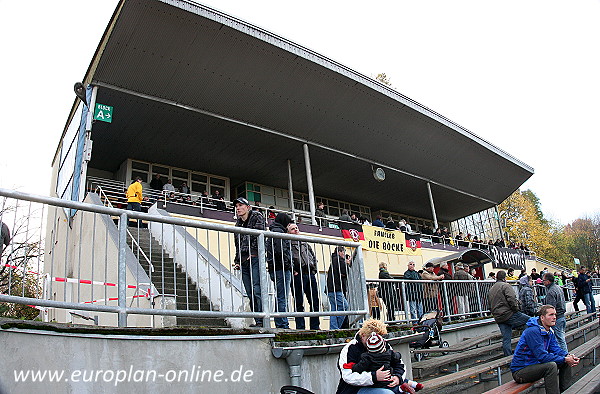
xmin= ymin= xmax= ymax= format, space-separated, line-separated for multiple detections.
xmin=257 ymin=232 xmax=270 ymax=328
xmin=355 ymin=245 xmax=369 ymax=322
xmin=442 ymin=281 xmax=451 ymax=319
xmin=401 ymin=281 xmax=410 ymax=323
xmin=118 ymin=212 xmax=128 ymax=327
xmin=475 ymin=281 xmax=484 ymax=317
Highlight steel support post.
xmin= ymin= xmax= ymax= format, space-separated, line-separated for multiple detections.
xmin=287 ymin=159 xmax=295 ymax=220
xmin=427 ymin=182 xmax=438 ymax=230
xmin=303 ymin=144 xmax=317 ymax=225
xmin=118 ymin=212 xmax=128 ymax=327
xmin=257 ymin=233 xmax=270 ymax=328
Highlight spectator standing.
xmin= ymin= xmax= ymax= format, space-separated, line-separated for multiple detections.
xmin=266 ymin=213 xmax=293 ymax=329
xmin=507 ymin=268 xmax=519 ymax=281
xmin=530 ymin=268 xmax=540 ymax=281
xmin=385 ymin=217 xmax=397 ymax=230
xmin=421 ymin=262 xmax=443 ymax=313
xmin=378 ymin=262 xmax=399 ymax=322
xmin=367 ymin=284 xmax=382 ymax=320
xmin=179 ymin=181 xmax=190 ymax=195
xmin=398 ymin=219 xmax=411 ymax=232
xmin=518 ymin=276 xmax=537 ymax=317
xmin=489 ymin=270 xmax=530 ymax=356
xmin=232 ymin=197 xmax=265 ymax=327
xmin=510 ymin=305 xmax=579 ymax=394
xmin=125 ymin=177 xmax=147 ymax=226
xmin=403 ymin=261 xmax=423 ymax=321
xmin=315 ymin=202 xmax=327 ymax=227
xmin=572 ymin=275 xmax=584 ymax=312
xmin=372 ymin=215 xmax=385 ymax=228
xmin=287 ymin=223 xmax=321 ymax=330
xmin=162 ymin=179 xmax=176 ymax=192
xmin=327 ymin=246 xmax=350 ymax=330
xmin=453 ymin=263 xmax=473 ymax=317
xmin=211 ymin=190 xmax=226 ymax=211
xmin=339 ymin=209 xmax=352 ymax=223
xmin=543 ymin=273 xmax=568 ymax=352
xmin=577 ymin=266 xmax=596 ymax=314
xmin=488 ymin=272 xmax=496 ymax=280
xmin=149 ymin=173 xmax=163 ymax=191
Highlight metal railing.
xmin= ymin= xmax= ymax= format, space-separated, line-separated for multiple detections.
xmin=94 ymin=185 xmax=154 ymax=275
xmin=364 ymin=277 xmax=598 ymax=324
xmin=0 ymin=188 xmax=367 ymax=329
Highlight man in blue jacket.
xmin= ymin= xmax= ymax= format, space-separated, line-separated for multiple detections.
xmin=511 ymin=305 xmax=580 ymax=394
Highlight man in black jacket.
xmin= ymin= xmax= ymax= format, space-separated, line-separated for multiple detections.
xmin=378 ymin=262 xmax=399 ymax=322
xmin=288 ymin=223 xmax=321 ymax=330
xmin=233 ymin=197 xmax=265 ymax=327
xmin=327 ymin=246 xmax=350 ymax=330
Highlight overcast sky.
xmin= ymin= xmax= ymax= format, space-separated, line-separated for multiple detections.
xmin=0 ymin=0 xmax=598 ymax=225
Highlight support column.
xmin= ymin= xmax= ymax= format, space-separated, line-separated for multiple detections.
xmin=287 ymin=160 xmax=295 ymax=220
xmin=495 ymin=205 xmax=504 ymax=242
xmin=427 ymin=182 xmax=439 ymax=230
xmin=303 ymin=144 xmax=317 ymax=225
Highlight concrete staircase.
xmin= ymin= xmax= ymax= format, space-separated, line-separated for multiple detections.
xmin=126 ymin=227 xmax=227 ymax=327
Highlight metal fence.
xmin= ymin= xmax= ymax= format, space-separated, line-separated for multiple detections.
xmin=365 ymin=278 xmax=495 ymax=323
xmin=364 ymin=277 xmax=598 ymax=324
xmin=0 ymin=188 xmax=367 ymax=329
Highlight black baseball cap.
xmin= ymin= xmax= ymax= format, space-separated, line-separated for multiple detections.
xmin=233 ymin=197 xmax=250 ymax=206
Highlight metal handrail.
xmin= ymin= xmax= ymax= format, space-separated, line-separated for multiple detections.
xmin=94 ymin=185 xmax=154 ymax=274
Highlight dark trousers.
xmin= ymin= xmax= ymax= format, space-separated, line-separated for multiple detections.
xmin=241 ymin=257 xmax=263 ymax=326
xmin=498 ymin=312 xmax=530 ymax=356
xmin=126 ymin=202 xmax=142 ymax=227
xmin=371 ymin=307 xmax=381 ymax=320
xmin=512 ymin=362 xmax=571 ymax=394
xmin=573 ymin=291 xmax=583 ymax=311
xmin=292 ymin=272 xmax=320 ymax=330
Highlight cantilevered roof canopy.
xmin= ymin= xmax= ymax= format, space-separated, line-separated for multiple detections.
xmin=64 ymin=0 xmax=533 ymax=223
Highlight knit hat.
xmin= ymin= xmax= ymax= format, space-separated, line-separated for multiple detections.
xmin=366 ymin=332 xmax=386 ymax=353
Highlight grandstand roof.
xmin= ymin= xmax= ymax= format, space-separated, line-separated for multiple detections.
xmin=62 ymin=0 xmax=534 ymax=222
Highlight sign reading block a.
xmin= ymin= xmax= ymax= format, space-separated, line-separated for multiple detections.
xmin=93 ymin=103 xmax=113 ymax=123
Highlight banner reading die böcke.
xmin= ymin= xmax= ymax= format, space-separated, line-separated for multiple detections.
xmin=340 ymin=225 xmax=422 ymax=256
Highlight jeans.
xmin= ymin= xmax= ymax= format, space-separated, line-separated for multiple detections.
xmin=498 ymin=311 xmax=530 ymax=356
xmin=269 ymin=270 xmax=292 ymax=328
xmin=554 ymin=315 xmax=567 ymax=352
xmin=512 ymin=361 xmax=571 ymax=394
xmin=583 ymin=292 xmax=596 ymax=314
xmin=408 ymin=300 xmax=423 ymax=321
xmin=328 ymin=291 xmax=348 ymax=330
xmin=241 ymin=257 xmax=263 ymax=326
xmin=126 ymin=202 xmax=142 ymax=227
xmin=292 ymin=272 xmax=320 ymax=330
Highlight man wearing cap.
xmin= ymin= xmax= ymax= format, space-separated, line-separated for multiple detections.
xmin=489 ymin=270 xmax=530 ymax=356
xmin=421 ymin=262 xmax=443 ymax=313
xmin=233 ymin=197 xmax=266 ymax=327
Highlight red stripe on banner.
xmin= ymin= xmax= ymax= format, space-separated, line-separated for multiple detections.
xmin=79 ymin=280 xmax=92 ymax=285
xmin=55 ymin=277 xmax=66 ymax=282
xmin=104 ymin=283 xmax=116 ymax=287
